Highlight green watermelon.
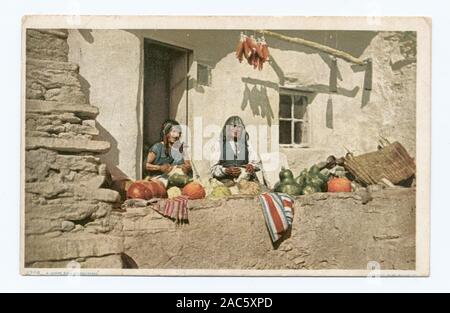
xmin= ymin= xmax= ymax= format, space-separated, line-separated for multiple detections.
xmin=295 ymin=175 xmax=306 ymax=188
xmin=316 ymin=172 xmax=329 ymax=184
xmin=168 ymin=174 xmax=190 ymax=188
xmin=310 ymin=176 xmax=325 ymax=191
xmin=302 ymin=185 xmax=318 ymax=195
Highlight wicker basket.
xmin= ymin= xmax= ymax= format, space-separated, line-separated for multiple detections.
xmin=343 ymin=140 xmax=415 ymax=186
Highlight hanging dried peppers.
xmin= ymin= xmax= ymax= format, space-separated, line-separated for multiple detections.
xmin=235 ymin=32 xmax=270 ymax=70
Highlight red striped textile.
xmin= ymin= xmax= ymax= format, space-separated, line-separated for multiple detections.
xmin=261 ymin=193 xmax=286 ymax=236
xmin=154 ymin=196 xmax=189 ymax=223
xmin=259 ymin=192 xmax=295 ymax=243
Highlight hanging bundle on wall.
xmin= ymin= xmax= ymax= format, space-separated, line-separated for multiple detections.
xmin=235 ymin=32 xmax=270 ymax=70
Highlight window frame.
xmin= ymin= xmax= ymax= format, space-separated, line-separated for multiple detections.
xmin=278 ymin=88 xmax=312 ymax=148
xmin=197 ymin=62 xmax=212 ymax=87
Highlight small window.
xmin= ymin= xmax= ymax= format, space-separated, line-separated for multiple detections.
xmin=279 ymin=93 xmax=310 ymax=146
xmin=197 ymin=63 xmax=212 ymax=86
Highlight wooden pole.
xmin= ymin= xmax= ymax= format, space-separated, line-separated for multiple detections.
xmin=258 ymin=30 xmax=367 ymax=66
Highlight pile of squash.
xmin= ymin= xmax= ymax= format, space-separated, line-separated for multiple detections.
xmin=127 ymin=180 xmax=168 ymax=200
xmin=295 ymin=165 xmax=330 ymax=195
xmin=126 ymin=173 xmax=206 ymax=201
xmin=166 ymin=173 xmax=206 ymax=200
xmin=168 ymin=173 xmax=206 ymax=200
xmin=274 ymin=163 xmax=352 ymax=196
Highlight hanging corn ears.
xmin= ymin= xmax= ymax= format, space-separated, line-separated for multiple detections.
xmin=236 ymin=33 xmax=270 ymax=70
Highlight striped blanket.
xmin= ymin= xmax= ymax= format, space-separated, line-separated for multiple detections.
xmin=258 ymin=192 xmax=295 ymax=243
xmin=121 ymin=197 xmax=189 ymax=223
xmin=154 ymin=196 xmax=189 ymax=223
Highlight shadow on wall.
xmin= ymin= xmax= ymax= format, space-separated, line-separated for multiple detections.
xmin=240 ymin=72 xmax=360 ymax=128
xmin=69 ymin=30 xmax=95 ymax=108
xmin=303 ymin=84 xmax=360 ymax=98
xmin=319 ymin=52 xmax=343 ymax=87
xmin=188 ymin=77 xmax=205 ymax=93
xmin=326 ymin=96 xmax=334 ymax=129
xmin=72 ymin=30 xmax=94 ymax=105
xmin=125 ymin=29 xmax=378 ymax=114
xmin=391 ymin=58 xmax=416 ymax=71
xmin=126 ymin=30 xmax=378 ymax=76
xmin=135 ymin=37 xmax=143 ymax=180
xmin=78 ymin=29 xmax=94 ymax=44
xmin=270 ymin=30 xmax=378 ymax=61
xmin=350 ymin=60 xmax=373 ymax=108
xmin=257 ymin=31 xmax=377 ymax=109
xmin=362 ymin=88 xmax=371 ymax=108
xmin=96 ymin=122 xmax=127 ymax=179
xmin=78 ymin=74 xmax=91 ymax=104
xmin=268 ymin=55 xmax=286 ymax=85
xmin=241 ymin=83 xmax=275 ymax=126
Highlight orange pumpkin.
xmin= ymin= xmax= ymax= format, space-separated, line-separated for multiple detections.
xmin=139 ymin=180 xmax=167 ymax=199
xmin=139 ymin=181 xmax=158 ymax=198
xmin=327 ymin=177 xmax=352 ymax=193
xmin=182 ymin=182 xmax=206 ymax=200
xmin=127 ymin=182 xmax=152 ymax=200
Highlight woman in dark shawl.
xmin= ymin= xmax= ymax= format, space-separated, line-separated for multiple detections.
xmin=210 ymin=116 xmax=261 ymax=184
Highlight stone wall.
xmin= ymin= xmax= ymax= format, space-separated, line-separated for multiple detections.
xmin=24 ymin=29 xmax=127 ymax=269
xmin=122 ymin=187 xmax=415 ymax=270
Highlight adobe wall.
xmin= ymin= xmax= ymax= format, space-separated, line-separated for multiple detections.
xmin=67 ymin=30 xmax=416 ymax=183
xmin=121 ymin=187 xmax=415 ymax=270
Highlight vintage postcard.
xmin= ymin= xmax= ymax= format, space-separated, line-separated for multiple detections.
xmin=20 ymin=16 xmax=431 ymax=276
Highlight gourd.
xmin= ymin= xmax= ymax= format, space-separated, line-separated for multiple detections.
xmin=182 ymin=182 xmax=206 ymax=200
xmin=279 ymin=167 xmax=295 ymax=181
xmin=274 ymin=167 xmax=302 ymax=196
xmin=295 ymin=175 xmax=306 ymax=188
xmin=295 ymin=165 xmax=330 ymax=195
xmin=302 ymin=185 xmax=319 ymax=195
xmin=310 ymin=176 xmax=327 ymax=192
xmin=327 ymin=177 xmax=352 ymax=193
xmin=169 ymin=174 xmax=191 ymax=188
xmin=277 ymin=183 xmax=303 ymax=196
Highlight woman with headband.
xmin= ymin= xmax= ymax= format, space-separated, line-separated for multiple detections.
xmin=144 ymin=119 xmax=192 ymax=183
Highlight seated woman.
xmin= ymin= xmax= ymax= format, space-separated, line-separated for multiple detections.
xmin=144 ymin=119 xmax=192 ymax=185
xmin=210 ymin=115 xmax=261 ymax=186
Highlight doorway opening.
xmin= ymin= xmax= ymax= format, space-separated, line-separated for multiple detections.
xmin=142 ymin=39 xmax=192 ymax=179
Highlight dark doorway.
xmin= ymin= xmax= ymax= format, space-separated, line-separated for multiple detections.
xmin=143 ymin=39 xmax=191 ymax=178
